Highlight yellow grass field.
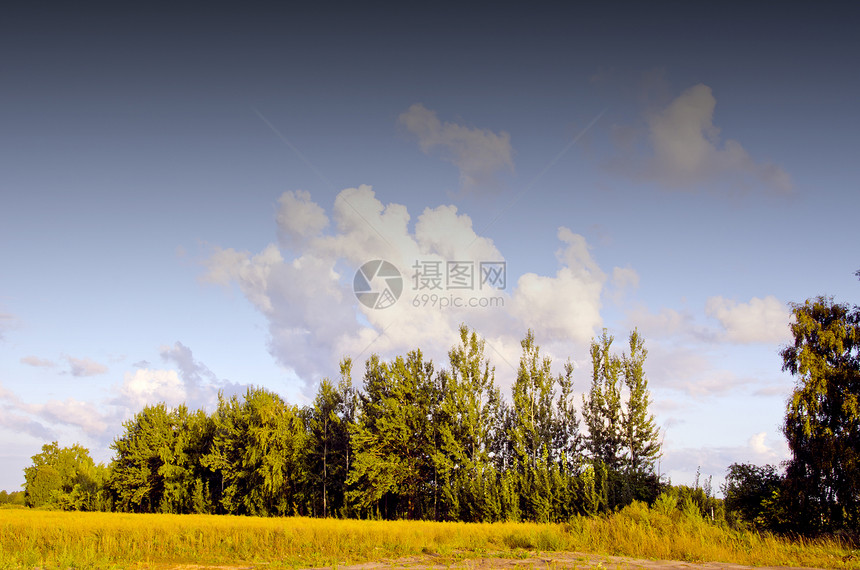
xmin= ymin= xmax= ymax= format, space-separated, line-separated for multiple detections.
xmin=0 ymin=502 xmax=857 ymax=569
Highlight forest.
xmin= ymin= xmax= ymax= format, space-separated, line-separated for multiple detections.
xmin=14 ymin=285 xmax=860 ymax=538
xmin=21 ymin=326 xmax=664 ymax=522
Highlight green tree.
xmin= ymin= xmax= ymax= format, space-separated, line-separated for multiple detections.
xmin=722 ymin=462 xmax=782 ymax=529
xmin=780 ymin=295 xmax=860 ymax=532
xmin=435 ymin=325 xmax=504 ymax=521
xmin=25 ymin=442 xmax=107 ymax=510
xmin=307 ymin=361 xmax=355 ymax=517
xmin=621 ymin=330 xmax=660 ymax=474
xmin=583 ymin=330 xmax=624 ymax=470
xmin=204 ymin=387 xmax=308 ymax=516
xmin=347 ymin=350 xmax=437 ymax=519
xmin=25 ymin=465 xmax=62 ymax=508
xmin=507 ymin=330 xmax=578 ymax=522
xmin=109 ymin=404 xmax=176 ymax=512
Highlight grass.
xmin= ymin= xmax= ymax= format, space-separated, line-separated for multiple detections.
xmin=1 ymin=502 xmax=858 ymax=569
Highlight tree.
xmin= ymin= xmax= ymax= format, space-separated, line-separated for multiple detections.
xmin=583 ymin=330 xmax=624 ymax=470
xmin=307 ymin=362 xmax=354 ymax=517
xmin=25 ymin=465 xmax=62 ymax=508
xmin=204 ymin=387 xmax=308 ymax=516
xmin=722 ymin=462 xmax=782 ymax=529
xmin=780 ymin=295 xmax=860 ymax=532
xmin=621 ymin=329 xmax=661 ymax=475
xmin=435 ymin=325 xmax=503 ymax=521
xmin=25 ymin=442 xmax=107 ymax=510
xmin=109 ymin=404 xmax=177 ymax=513
xmin=347 ymin=350 xmax=438 ymax=519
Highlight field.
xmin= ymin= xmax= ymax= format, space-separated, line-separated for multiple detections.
xmin=1 ymin=502 xmax=858 ymax=569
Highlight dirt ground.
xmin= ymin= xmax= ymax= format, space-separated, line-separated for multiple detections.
xmin=298 ymin=552 xmax=828 ymax=570
xmin=172 ymin=551 xmax=833 ymax=570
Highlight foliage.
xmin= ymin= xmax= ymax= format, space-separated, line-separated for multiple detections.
xmin=347 ymin=350 xmax=438 ymax=519
xmin=23 ymin=325 xmax=665 ymax=524
xmin=23 ymin=442 xmax=108 ymax=511
xmin=582 ymin=329 xmax=663 ymax=508
xmin=306 ymin=361 xmax=354 ymax=517
xmin=780 ymin=295 xmax=860 ymax=532
xmin=621 ymin=329 xmax=661 ymax=474
xmin=722 ymin=463 xmax=782 ymax=530
xmin=0 ymin=491 xmax=25 ymax=507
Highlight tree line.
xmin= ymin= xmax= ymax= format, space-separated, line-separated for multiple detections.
xmin=22 ymin=326 xmax=663 ymax=521
xmin=19 ymin=276 xmax=860 ymax=536
xmin=723 ymin=285 xmax=860 ymax=536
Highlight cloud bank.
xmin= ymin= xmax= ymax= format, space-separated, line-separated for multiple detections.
xmin=203 ymin=186 xmax=617 ymax=390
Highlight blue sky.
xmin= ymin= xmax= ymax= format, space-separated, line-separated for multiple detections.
xmin=1 ymin=2 xmax=858 ymax=493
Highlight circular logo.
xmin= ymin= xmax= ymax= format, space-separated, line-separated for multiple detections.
xmin=353 ymin=260 xmax=403 ymax=309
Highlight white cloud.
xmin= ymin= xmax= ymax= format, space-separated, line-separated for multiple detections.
xmin=158 ymin=341 xmax=245 ymax=409
xmin=510 ymin=228 xmax=605 ymax=342
xmin=1 ymin=343 xmax=247 ymax=454
xmin=117 ymin=369 xmax=186 ymax=410
xmin=0 ymin=382 xmax=55 ymax=439
xmin=615 ymin=83 xmax=792 ymax=194
xmin=398 ymin=103 xmax=514 ymax=192
xmin=705 ymin=295 xmax=792 ymax=344
xmin=276 ymin=190 xmax=329 ymax=250
xmin=202 ymin=187 xmax=613 ymax=390
xmin=31 ymin=399 xmax=109 ymax=436
xmin=66 ymin=356 xmax=108 ymax=377
xmin=20 ymin=356 xmax=56 ymax=368
xmin=626 ymin=306 xmax=697 ymax=339
xmin=612 ymin=266 xmax=639 ymax=291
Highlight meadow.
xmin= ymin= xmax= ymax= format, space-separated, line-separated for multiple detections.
xmin=1 ymin=502 xmax=857 ymax=569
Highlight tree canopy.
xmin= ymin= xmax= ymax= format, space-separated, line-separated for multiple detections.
xmin=23 ymin=325 xmax=663 ymax=522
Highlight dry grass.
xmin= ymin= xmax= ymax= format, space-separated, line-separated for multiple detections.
xmin=1 ymin=502 xmax=857 ymax=569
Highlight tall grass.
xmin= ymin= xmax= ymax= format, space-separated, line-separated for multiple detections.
xmin=1 ymin=502 xmax=857 ymax=569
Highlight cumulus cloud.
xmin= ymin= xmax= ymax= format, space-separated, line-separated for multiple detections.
xmin=398 ymin=103 xmax=514 ymax=192
xmin=20 ymin=356 xmax=56 ymax=368
xmin=705 ymin=295 xmax=792 ymax=344
xmin=510 ymin=228 xmax=606 ymax=342
xmin=158 ymin=341 xmax=245 ymax=409
xmin=203 ymin=186 xmax=617 ymax=391
xmin=276 ymin=190 xmax=329 ymax=250
xmin=613 ymin=84 xmax=792 ymax=194
xmin=117 ymin=369 xmax=187 ymax=411
xmin=1 ymin=339 xmax=246 ymax=448
xmin=66 ymin=356 xmax=108 ymax=377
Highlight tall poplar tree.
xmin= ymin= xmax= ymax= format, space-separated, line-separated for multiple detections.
xmin=435 ymin=325 xmax=503 ymax=521
xmin=583 ymin=330 xmax=623 ymax=470
xmin=621 ymin=329 xmax=660 ymax=474
xmin=307 ymin=361 xmax=354 ymax=517
xmin=508 ymin=330 xmax=559 ymax=521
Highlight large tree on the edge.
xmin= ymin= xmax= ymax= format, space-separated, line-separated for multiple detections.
xmin=780 ymin=293 xmax=860 ymax=531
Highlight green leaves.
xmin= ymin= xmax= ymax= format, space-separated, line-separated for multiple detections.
xmin=24 ymin=441 xmax=109 ymax=511
xmin=780 ymin=295 xmax=860 ymax=531
xmin=32 ymin=325 xmax=665 ymax=522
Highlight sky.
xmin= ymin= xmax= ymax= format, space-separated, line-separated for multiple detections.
xmin=1 ymin=2 xmax=858 ymax=494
